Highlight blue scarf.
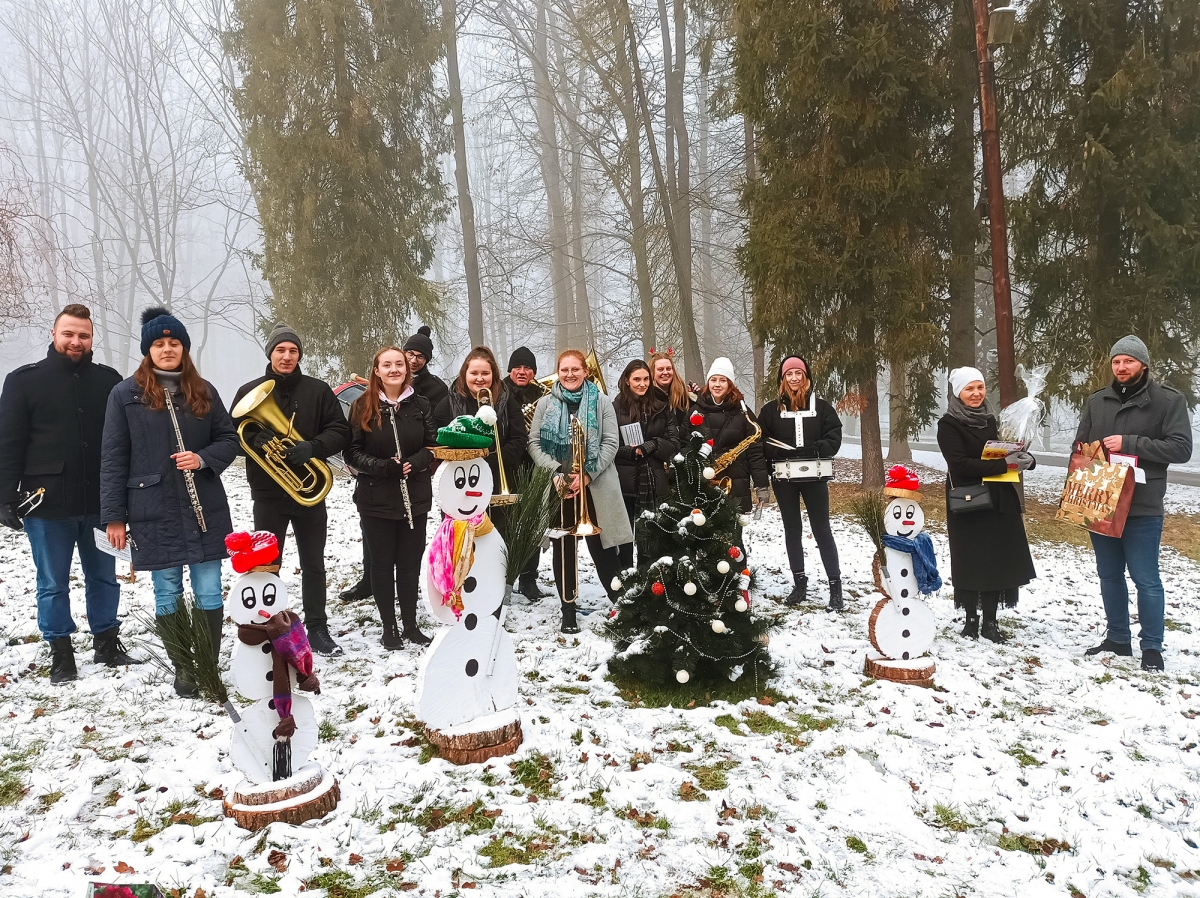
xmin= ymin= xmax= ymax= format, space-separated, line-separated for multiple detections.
xmin=881 ymin=532 xmax=943 ymax=594
xmin=539 ymin=380 xmax=601 ymax=474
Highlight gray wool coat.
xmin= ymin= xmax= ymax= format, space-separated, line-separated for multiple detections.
xmin=1074 ymin=378 xmax=1192 ymax=517
xmin=527 ymin=391 xmax=634 ymax=550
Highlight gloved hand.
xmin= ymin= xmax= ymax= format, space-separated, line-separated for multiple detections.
xmin=283 ymin=440 xmax=314 ymax=465
xmin=386 ymin=458 xmax=406 ymax=479
xmin=249 ymin=428 xmax=274 ymax=451
xmin=0 ymin=503 xmax=23 ymax=531
xmin=1007 ymin=451 xmax=1035 ymax=472
xmin=756 ymin=486 xmax=772 ymax=505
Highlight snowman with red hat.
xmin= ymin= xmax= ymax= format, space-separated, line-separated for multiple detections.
xmin=864 ymin=466 xmax=942 ymax=685
xmin=221 ymin=531 xmax=339 ymax=830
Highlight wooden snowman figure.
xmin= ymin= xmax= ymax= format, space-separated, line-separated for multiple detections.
xmin=221 ymin=531 xmax=339 ymax=830
xmin=416 ymin=437 xmax=522 ymax=764
xmin=864 ymin=466 xmax=942 ymax=686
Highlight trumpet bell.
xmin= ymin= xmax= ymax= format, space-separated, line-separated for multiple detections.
xmin=232 ymin=380 xmax=334 ymax=507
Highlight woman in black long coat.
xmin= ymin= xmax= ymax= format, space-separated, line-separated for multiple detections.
xmin=101 ymin=307 xmax=238 ymax=695
xmin=348 ymin=347 xmax=438 ymax=650
xmin=613 ymin=360 xmax=680 ymax=569
xmin=937 ymin=367 xmax=1036 ymax=642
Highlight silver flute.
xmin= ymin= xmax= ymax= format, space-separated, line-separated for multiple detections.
xmin=388 ymin=406 xmax=414 ymax=529
xmin=165 ymin=394 xmax=207 ymax=532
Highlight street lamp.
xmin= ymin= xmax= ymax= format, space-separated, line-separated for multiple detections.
xmin=973 ymin=0 xmax=1018 ymax=406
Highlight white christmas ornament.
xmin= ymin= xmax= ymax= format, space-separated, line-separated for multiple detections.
xmin=675 ymin=669 xmax=690 ymax=684
xmin=716 ymin=560 xmax=731 ymax=574
xmin=738 ymin=514 xmax=752 ymax=526
xmin=673 ymin=454 xmax=686 ymax=463
xmin=683 ymin=582 xmax=697 ymax=596
xmin=734 ymin=598 xmax=748 ymax=612
xmin=692 ymin=511 xmax=707 ymax=526
xmin=711 ymin=619 xmax=726 ymax=634
xmin=702 ymin=466 xmax=716 ymax=480
xmin=611 ymin=577 xmax=623 ymax=591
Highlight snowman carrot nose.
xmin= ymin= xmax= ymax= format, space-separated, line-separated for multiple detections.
xmin=465 ymin=490 xmax=482 ymax=497
xmin=257 ymin=609 xmax=271 ymax=619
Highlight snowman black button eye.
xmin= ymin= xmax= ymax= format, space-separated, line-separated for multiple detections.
xmin=907 ymin=505 xmax=916 ymax=518
xmin=468 ymin=463 xmax=480 ymax=487
xmin=263 ymin=583 xmax=277 ymax=606
xmin=464 ymin=577 xmax=477 ymax=592
xmin=901 ymin=569 xmax=908 ymax=577
xmin=241 ymin=586 xmax=256 ymax=609
xmin=454 ymin=466 xmax=467 ymax=489
xmin=892 ymin=507 xmax=901 ymax=518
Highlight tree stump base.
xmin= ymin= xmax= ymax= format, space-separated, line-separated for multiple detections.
xmin=863 ymin=651 xmax=935 ymax=687
xmin=224 ymin=764 xmax=339 ymax=831
xmin=425 ymin=709 xmax=523 ymax=765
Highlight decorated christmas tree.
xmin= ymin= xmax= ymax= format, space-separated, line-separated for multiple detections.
xmin=606 ymin=421 xmax=773 ymax=688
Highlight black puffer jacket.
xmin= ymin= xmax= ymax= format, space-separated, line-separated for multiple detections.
xmin=347 ymin=391 xmax=437 ymax=521
xmin=100 ymin=378 xmax=238 ymax=571
xmin=613 ymin=396 xmax=680 ymax=503
xmin=758 ymin=399 xmax=841 ymax=463
xmin=231 ymin=366 xmax=351 ymax=503
xmin=0 ymin=347 xmax=122 ymax=518
xmin=691 ymin=393 xmax=769 ymax=511
xmin=654 ymin=385 xmax=695 ymax=436
xmin=435 ymin=385 xmax=528 ymax=487
xmin=413 ymin=368 xmax=451 ymax=426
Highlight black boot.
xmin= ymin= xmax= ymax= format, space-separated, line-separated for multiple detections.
xmin=980 ymin=594 xmax=1006 ymax=644
xmin=49 ymin=637 xmax=78 ymax=684
xmin=203 ymin=609 xmax=224 ymax=658
xmin=959 ymin=594 xmax=979 ymax=639
xmin=1085 ymin=638 xmax=1133 ymax=657
xmin=560 ymin=601 xmax=580 ymax=634
xmin=306 ymin=621 xmax=343 ymax=656
xmin=155 ymin=612 xmax=198 ymax=697
xmin=826 ymin=578 xmax=844 ymax=612
xmin=92 ymin=627 xmax=140 ymax=667
xmin=784 ymin=574 xmax=808 ymax=607
xmin=519 ymin=572 xmax=550 ymax=600
xmin=399 ymin=600 xmax=431 ymax=647
xmin=377 ymin=598 xmax=404 ymax=650
xmin=338 ymin=578 xmax=372 ymax=603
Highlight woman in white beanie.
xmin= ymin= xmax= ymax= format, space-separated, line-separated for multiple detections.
xmin=691 ymin=359 xmax=770 ymax=551
xmin=936 ymin=367 xmax=1036 ymax=642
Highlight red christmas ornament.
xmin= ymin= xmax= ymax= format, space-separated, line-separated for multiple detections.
xmin=651 ymin=581 xmax=666 ymax=596
xmin=727 ymin=546 xmax=742 ymax=560
xmin=689 ymin=410 xmax=705 ymax=426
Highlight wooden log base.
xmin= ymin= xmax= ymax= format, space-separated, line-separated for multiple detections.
xmin=425 ymin=717 xmax=523 ymax=765
xmin=867 ymin=597 xmax=890 ymax=656
xmin=224 ymin=764 xmax=340 ymax=831
xmin=863 ymin=652 xmax=936 ymax=687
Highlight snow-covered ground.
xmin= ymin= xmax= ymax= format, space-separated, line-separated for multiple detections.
xmin=1 ymin=469 xmax=1198 ymax=897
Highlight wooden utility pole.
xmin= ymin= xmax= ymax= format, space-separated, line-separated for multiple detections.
xmin=972 ymin=0 xmax=1017 ymax=407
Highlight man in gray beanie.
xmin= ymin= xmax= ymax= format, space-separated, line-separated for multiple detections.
xmin=231 ymin=323 xmax=351 ymax=655
xmin=1075 ymin=334 xmax=1192 ymax=671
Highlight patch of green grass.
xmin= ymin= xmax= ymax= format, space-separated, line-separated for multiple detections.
xmin=303 ymin=869 xmax=392 ymax=897
xmin=846 ymin=835 xmax=868 ymax=854
xmin=815 ymin=800 xmax=827 ymax=811
xmin=1165 ymin=618 xmax=1191 ymax=633
xmin=394 ymin=800 xmax=500 ymax=834
xmin=318 ymin=720 xmax=339 ymax=742
xmin=683 ymin=758 xmax=740 ymax=791
xmin=930 ymin=803 xmax=973 ymax=832
xmin=997 ymin=832 xmax=1070 ymax=855
xmin=511 ymin=754 xmax=558 ymax=798
xmin=1136 ymin=803 xmax=1152 ymax=819
xmin=344 ymin=703 xmax=369 ymax=721
xmin=1005 ymin=743 xmax=1042 ymax=768
xmin=571 ymin=728 xmax=583 ymax=745
xmin=741 ymin=710 xmax=797 ymax=737
xmin=37 ymin=791 xmax=63 ymax=811
xmin=607 ymin=671 xmax=790 ymax=709
xmin=1131 ymin=866 xmax=1152 ymax=893
xmin=553 ymin=685 xmax=588 ymax=695
xmin=0 ymin=768 xmax=26 ymax=807
xmin=793 ymin=712 xmax=837 ymax=732
xmin=715 ymin=714 xmax=743 ymax=735
xmin=478 ymin=832 xmax=556 ymax=867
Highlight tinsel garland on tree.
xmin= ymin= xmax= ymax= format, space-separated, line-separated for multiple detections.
xmin=605 ymin=417 xmax=773 ymax=687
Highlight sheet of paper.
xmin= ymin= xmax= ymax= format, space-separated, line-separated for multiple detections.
xmin=1109 ymin=453 xmax=1146 ymax=483
xmin=981 ymin=469 xmax=1020 ymax=483
xmin=93 ymin=528 xmax=131 ymax=562
xmin=619 ymin=422 xmax=644 ymax=447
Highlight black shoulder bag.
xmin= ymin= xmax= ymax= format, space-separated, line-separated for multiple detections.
xmin=947 ymin=470 xmax=994 ymax=514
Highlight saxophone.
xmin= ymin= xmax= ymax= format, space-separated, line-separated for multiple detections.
xmin=710 ymin=401 xmax=763 ymax=491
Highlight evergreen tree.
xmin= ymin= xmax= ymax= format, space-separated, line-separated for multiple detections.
xmin=226 ymin=0 xmax=450 ymax=372
xmin=733 ymin=0 xmax=948 ymax=487
xmin=606 ymin=426 xmax=772 ymax=688
xmin=1005 ymin=0 xmax=1200 ymax=405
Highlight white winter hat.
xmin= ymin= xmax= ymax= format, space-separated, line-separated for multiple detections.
xmin=949 ymin=366 xmax=986 ymax=399
xmin=706 ymin=357 xmax=737 ymax=386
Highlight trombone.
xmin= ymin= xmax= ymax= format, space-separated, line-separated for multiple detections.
xmin=476 ymin=387 xmax=518 ymax=506
xmin=560 ymin=416 xmax=600 ymax=538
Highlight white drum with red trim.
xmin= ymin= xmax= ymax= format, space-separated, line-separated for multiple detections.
xmin=771 ymin=459 xmax=833 ymax=481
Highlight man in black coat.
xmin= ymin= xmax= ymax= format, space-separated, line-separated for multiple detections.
xmin=1076 ymin=335 xmax=1193 ymax=672
xmin=503 ymin=346 xmax=551 ymax=598
xmin=232 ymin=324 xmax=351 ymax=655
xmin=404 ymin=325 xmax=450 ymax=425
xmin=0 ymin=303 xmax=137 ymax=682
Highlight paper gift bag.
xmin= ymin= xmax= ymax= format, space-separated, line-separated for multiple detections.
xmin=1056 ymin=441 xmax=1135 ymax=537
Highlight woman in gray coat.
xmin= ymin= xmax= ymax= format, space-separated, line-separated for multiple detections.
xmin=528 ymin=349 xmax=632 ymax=633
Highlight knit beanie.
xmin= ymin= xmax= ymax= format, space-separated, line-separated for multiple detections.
xmin=265 ymin=322 xmax=303 ymax=360
xmin=404 ymin=325 xmax=435 ymax=361
xmin=778 ymin=356 xmax=808 ymax=379
xmin=949 ymin=366 xmax=986 ymax=398
xmin=140 ymin=306 xmax=190 ymax=356
xmin=1109 ymin=335 xmax=1150 ymax=368
xmin=706 ymin=357 xmax=737 ymax=385
xmin=507 ymin=346 xmax=537 ymax=373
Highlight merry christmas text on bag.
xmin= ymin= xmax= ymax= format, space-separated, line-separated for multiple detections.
xmin=1055 ymin=441 xmax=1135 ymax=538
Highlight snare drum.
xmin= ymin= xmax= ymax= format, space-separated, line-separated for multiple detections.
xmin=772 ymin=459 xmax=833 ymax=481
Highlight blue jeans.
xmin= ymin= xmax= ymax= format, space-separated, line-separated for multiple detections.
xmin=150 ymin=560 xmax=225 ymax=616
xmin=1089 ymin=515 xmax=1165 ymax=652
xmin=24 ymin=514 xmax=120 ymax=641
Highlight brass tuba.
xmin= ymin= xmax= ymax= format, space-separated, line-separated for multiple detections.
xmin=232 ymin=380 xmax=334 ymax=507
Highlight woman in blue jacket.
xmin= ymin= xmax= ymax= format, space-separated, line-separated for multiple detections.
xmin=101 ymin=307 xmax=238 ymax=695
